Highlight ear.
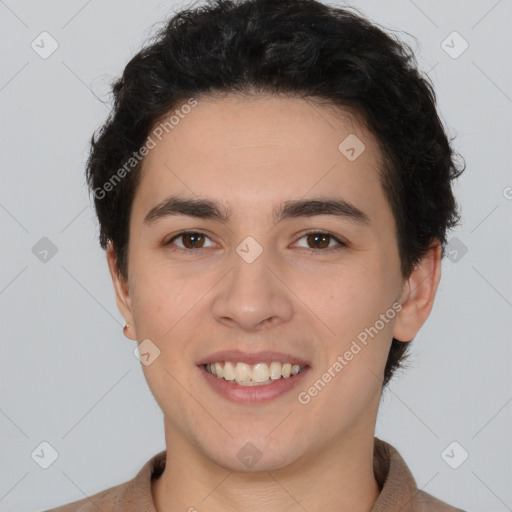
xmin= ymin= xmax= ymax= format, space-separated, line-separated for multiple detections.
xmin=106 ymin=241 xmax=136 ymax=340
xmin=393 ymin=239 xmax=442 ymax=342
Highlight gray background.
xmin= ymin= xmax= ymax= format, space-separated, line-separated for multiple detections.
xmin=0 ymin=0 xmax=511 ymax=511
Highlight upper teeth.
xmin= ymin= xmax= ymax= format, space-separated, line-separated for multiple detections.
xmin=205 ymin=361 xmax=303 ymax=385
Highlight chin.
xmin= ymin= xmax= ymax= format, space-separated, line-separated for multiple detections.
xmin=201 ymin=434 xmax=301 ymax=473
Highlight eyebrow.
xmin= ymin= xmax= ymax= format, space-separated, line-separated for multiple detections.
xmin=143 ymin=194 xmax=370 ymax=226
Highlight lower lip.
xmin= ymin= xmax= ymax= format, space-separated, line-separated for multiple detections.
xmin=199 ymin=365 xmax=310 ymax=404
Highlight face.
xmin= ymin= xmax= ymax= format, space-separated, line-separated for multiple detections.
xmin=109 ymin=94 xmax=426 ymax=473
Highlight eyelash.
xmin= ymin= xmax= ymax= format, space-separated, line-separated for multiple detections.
xmin=164 ymin=230 xmax=347 ymax=255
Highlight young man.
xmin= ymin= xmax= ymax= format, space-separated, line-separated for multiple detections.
xmin=46 ymin=0 xmax=465 ymax=510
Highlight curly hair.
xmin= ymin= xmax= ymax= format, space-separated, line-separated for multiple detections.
xmin=86 ymin=0 xmax=464 ymax=387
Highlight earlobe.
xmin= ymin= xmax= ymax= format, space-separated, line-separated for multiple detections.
xmin=392 ymin=240 xmax=443 ymax=342
xmin=106 ymin=241 xmax=136 ymax=340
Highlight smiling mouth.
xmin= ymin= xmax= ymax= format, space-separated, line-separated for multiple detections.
xmin=203 ymin=361 xmax=306 ymax=386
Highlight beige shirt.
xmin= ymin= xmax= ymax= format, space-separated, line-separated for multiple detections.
xmin=44 ymin=438 xmax=465 ymax=511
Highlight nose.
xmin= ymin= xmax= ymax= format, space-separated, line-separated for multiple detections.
xmin=211 ymin=243 xmax=294 ymax=332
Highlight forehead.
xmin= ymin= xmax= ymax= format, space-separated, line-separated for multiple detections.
xmin=132 ymin=94 xmax=389 ymax=224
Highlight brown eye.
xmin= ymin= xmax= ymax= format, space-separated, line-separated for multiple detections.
xmin=181 ymin=232 xmax=205 ymax=249
xmin=294 ymin=231 xmax=347 ymax=252
xmin=306 ymin=233 xmax=331 ymax=249
xmin=165 ymin=231 xmax=214 ymax=251
xmin=165 ymin=230 xmax=346 ymax=254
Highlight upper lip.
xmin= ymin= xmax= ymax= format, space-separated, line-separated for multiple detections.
xmin=196 ymin=350 xmax=311 ymax=367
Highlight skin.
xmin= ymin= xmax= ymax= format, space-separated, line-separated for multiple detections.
xmin=107 ymin=94 xmax=442 ymax=512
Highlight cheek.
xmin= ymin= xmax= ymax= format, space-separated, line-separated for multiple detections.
xmin=129 ymin=261 xmax=199 ymax=335
xmin=308 ymin=260 xmax=400 ymax=397
xmin=312 ymin=264 xmax=394 ymax=336
xmin=128 ymin=267 xmax=201 ymax=408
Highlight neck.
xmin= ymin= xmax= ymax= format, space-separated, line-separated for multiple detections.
xmin=152 ymin=426 xmax=381 ymax=512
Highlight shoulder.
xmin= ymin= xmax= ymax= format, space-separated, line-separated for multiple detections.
xmin=42 ymin=450 xmax=166 ymax=512
xmin=373 ymin=438 xmax=466 ymax=512
xmin=42 ymin=482 xmax=123 ymax=512
xmin=412 ymin=489 xmax=466 ymax=511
